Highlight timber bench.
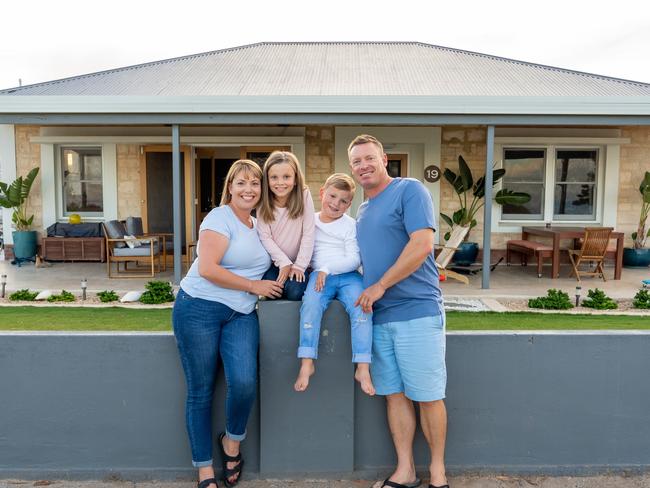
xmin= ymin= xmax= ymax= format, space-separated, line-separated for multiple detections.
xmin=506 ymin=239 xmax=553 ymax=278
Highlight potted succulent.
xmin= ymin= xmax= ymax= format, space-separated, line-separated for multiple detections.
xmin=441 ymin=155 xmax=530 ymax=265
xmin=0 ymin=168 xmax=40 ymax=263
xmin=623 ymin=171 xmax=650 ymax=268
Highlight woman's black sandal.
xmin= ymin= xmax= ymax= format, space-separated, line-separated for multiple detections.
xmin=198 ymin=478 xmax=218 ymax=488
xmin=218 ymin=432 xmax=244 ymax=487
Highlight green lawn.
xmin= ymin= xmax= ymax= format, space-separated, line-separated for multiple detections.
xmin=0 ymin=307 xmax=648 ymax=331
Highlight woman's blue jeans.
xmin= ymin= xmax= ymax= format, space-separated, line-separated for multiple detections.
xmin=173 ymin=288 xmax=259 ymax=467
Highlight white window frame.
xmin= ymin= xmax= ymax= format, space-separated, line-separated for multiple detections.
xmin=493 ymin=138 xmax=622 ymax=233
xmin=57 ymin=145 xmax=104 ymax=218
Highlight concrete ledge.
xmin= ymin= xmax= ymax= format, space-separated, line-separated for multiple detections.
xmin=1 ymin=301 xmax=649 ymax=480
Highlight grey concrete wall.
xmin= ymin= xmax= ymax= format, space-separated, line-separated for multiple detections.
xmin=1 ymin=304 xmax=650 ymax=480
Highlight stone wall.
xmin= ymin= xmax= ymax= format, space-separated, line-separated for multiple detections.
xmin=116 ymin=144 xmax=141 ymax=219
xmin=304 ymin=126 xmax=335 ymax=209
xmin=440 ymin=126 xmax=518 ymax=249
xmin=14 ymin=126 xmax=42 ymax=232
xmin=619 ymin=127 xmax=650 ymax=247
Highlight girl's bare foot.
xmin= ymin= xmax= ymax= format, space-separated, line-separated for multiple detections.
xmin=355 ymin=363 xmax=375 ymax=396
xmin=294 ymin=359 xmax=315 ymax=391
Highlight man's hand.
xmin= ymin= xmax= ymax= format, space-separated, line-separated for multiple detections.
xmin=277 ymin=265 xmax=292 ymax=286
xmin=354 ymin=282 xmax=386 ymax=313
xmin=289 ymin=266 xmax=305 ymax=283
xmin=314 ymin=271 xmax=327 ymax=292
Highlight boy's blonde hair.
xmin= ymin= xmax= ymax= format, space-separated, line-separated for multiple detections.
xmin=347 ymin=134 xmax=384 ymax=156
xmin=259 ymin=151 xmax=307 ymax=223
xmin=220 ymin=159 xmax=263 ymax=206
xmin=323 ymin=173 xmax=356 ymax=194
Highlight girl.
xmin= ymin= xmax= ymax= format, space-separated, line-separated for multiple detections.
xmin=257 ymin=151 xmax=315 ymax=301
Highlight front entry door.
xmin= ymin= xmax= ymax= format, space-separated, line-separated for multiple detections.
xmin=141 ymin=146 xmax=190 ymax=249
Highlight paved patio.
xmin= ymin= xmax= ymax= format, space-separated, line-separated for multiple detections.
xmin=1 ymin=258 xmax=647 ymax=300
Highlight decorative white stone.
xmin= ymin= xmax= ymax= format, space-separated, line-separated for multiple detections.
xmin=120 ymin=291 xmax=143 ymax=303
xmin=34 ymin=290 xmax=52 ymax=301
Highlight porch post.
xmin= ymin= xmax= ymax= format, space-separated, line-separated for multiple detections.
xmin=481 ymin=125 xmax=495 ymax=289
xmin=172 ymin=124 xmax=182 ymax=285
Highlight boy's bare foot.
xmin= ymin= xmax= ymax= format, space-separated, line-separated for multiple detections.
xmin=355 ymin=363 xmax=375 ymax=396
xmin=294 ymin=359 xmax=315 ymax=392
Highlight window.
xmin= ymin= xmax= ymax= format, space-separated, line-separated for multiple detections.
xmin=501 ymin=146 xmax=600 ymax=223
xmin=502 ymin=149 xmax=545 ymax=220
xmin=554 ymin=149 xmax=598 ymax=220
xmin=60 ymin=147 xmax=103 ymax=215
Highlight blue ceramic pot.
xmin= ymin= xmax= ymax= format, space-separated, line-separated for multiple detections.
xmin=12 ymin=231 xmax=38 ymax=260
xmin=623 ymin=248 xmax=650 ymax=268
xmin=452 ymin=241 xmax=479 ymax=266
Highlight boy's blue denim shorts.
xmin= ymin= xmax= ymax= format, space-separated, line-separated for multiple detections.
xmin=371 ymin=312 xmax=446 ymax=402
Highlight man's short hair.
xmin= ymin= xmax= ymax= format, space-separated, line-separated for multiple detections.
xmin=323 ymin=173 xmax=356 ymax=194
xmin=347 ymin=134 xmax=384 ymax=156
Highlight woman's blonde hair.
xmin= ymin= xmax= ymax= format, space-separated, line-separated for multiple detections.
xmin=259 ymin=151 xmax=307 ymax=223
xmin=220 ymin=159 xmax=263 ymax=206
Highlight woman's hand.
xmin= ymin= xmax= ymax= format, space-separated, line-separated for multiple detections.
xmin=277 ymin=265 xmax=292 ymax=286
xmin=314 ymin=271 xmax=327 ymax=292
xmin=290 ymin=266 xmax=305 ymax=283
xmin=249 ymin=280 xmax=283 ymax=298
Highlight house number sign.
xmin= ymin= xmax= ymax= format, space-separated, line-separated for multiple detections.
xmin=424 ymin=165 xmax=441 ymax=183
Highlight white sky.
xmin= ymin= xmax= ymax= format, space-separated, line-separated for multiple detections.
xmin=1 ymin=0 xmax=649 ymax=90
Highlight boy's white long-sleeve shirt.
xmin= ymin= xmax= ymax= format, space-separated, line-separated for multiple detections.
xmin=311 ymin=212 xmax=361 ymax=275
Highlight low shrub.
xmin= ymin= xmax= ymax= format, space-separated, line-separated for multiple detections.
xmin=140 ymin=280 xmax=175 ymax=304
xmin=97 ymin=290 xmax=119 ymax=303
xmin=8 ymin=289 xmax=38 ymax=301
xmin=581 ymin=288 xmax=617 ymax=310
xmin=47 ymin=290 xmax=76 ymax=303
xmin=528 ymin=289 xmax=574 ymax=310
xmin=633 ymin=289 xmax=650 ymax=309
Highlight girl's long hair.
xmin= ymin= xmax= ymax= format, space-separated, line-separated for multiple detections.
xmin=258 ymin=151 xmax=307 ymax=223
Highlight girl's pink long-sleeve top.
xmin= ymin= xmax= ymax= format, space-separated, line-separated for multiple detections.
xmin=257 ymin=188 xmax=315 ymax=271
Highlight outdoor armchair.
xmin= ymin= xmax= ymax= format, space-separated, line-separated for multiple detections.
xmin=568 ymin=227 xmax=613 ymax=281
xmin=102 ymin=220 xmax=162 ymax=278
xmin=125 ymin=216 xmax=170 ymax=270
xmin=435 ymin=225 xmax=470 ymax=284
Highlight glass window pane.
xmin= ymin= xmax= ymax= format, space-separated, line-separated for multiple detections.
xmin=555 ymin=150 xmax=597 ymax=182
xmin=61 ymin=147 xmax=103 ymax=214
xmin=503 ymin=149 xmax=545 ymax=182
xmin=501 ymin=183 xmax=544 ymax=217
xmin=554 ymin=183 xmax=595 ymax=216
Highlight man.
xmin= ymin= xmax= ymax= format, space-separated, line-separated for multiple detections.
xmin=349 ymin=134 xmax=448 ymax=488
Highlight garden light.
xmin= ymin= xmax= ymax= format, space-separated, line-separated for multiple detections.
xmin=81 ymin=278 xmax=88 ymax=301
xmin=1 ymin=274 xmax=6 ymax=298
xmin=575 ymin=285 xmax=582 ymax=307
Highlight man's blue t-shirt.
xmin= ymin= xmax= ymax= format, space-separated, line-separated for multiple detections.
xmin=356 ymin=178 xmax=442 ymax=324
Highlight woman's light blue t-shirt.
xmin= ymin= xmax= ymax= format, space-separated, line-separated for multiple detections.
xmin=180 ymin=205 xmax=271 ymax=314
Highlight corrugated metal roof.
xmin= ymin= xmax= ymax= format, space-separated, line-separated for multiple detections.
xmin=2 ymin=42 xmax=650 ymax=97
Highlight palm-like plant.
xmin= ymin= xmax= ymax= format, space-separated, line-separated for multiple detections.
xmin=0 ymin=168 xmax=40 ymax=231
xmin=441 ymin=155 xmax=530 ymax=240
xmin=631 ymin=171 xmax=650 ymax=249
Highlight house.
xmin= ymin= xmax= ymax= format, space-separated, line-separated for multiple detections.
xmin=1 ymin=41 xmax=649 ymax=286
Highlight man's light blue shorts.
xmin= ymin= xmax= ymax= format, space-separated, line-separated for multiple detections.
xmin=371 ymin=313 xmax=446 ymax=402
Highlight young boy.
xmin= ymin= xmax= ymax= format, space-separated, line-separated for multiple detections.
xmin=294 ymin=173 xmax=375 ymax=395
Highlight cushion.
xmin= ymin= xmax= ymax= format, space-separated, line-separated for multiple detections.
xmin=113 ymin=242 xmax=160 ymax=257
xmin=104 ymin=220 xmax=128 ymax=248
xmin=126 ymin=216 xmax=144 ymax=236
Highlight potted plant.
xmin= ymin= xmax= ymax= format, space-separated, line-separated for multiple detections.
xmin=0 ymin=168 xmax=40 ymax=263
xmin=623 ymin=171 xmax=650 ymax=268
xmin=441 ymin=155 xmax=530 ymax=265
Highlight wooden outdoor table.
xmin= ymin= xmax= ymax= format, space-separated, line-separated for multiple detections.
xmin=521 ymin=226 xmax=624 ymax=280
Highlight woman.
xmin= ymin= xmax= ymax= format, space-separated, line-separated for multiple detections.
xmin=173 ymin=159 xmax=283 ymax=488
